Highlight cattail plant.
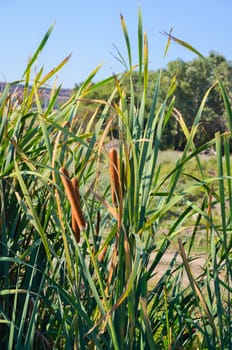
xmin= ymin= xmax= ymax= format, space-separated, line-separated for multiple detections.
xmin=71 ymin=178 xmax=81 ymax=242
xmin=59 ymin=167 xmax=86 ymax=241
xmin=109 ymin=148 xmax=120 ymax=207
xmin=109 ymin=147 xmax=123 ymax=208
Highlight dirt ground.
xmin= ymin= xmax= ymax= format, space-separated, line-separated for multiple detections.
xmin=151 ymin=250 xmax=207 ymax=287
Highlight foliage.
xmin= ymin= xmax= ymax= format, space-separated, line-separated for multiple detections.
xmin=159 ymin=52 xmax=232 ymax=149
xmin=0 ymin=10 xmax=231 ymax=350
xmin=75 ymin=53 xmax=232 ymax=150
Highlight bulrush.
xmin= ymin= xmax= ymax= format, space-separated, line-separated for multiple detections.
xmin=59 ymin=167 xmax=86 ymax=239
xmin=109 ymin=148 xmax=121 ymax=207
xmin=71 ymin=212 xmax=80 ymax=243
xmin=71 ymin=178 xmax=81 ymax=242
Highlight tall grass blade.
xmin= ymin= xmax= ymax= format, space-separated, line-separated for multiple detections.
xmin=138 ymin=7 xmax=143 ymax=78
xmin=120 ymin=14 xmax=132 ymax=69
xmin=23 ymin=23 xmax=55 ymax=78
xmin=218 ymin=78 xmax=232 ymax=131
xmin=163 ymin=31 xmax=204 ymax=59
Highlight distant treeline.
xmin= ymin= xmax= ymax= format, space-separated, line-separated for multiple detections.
xmin=74 ymin=52 xmax=232 ymax=150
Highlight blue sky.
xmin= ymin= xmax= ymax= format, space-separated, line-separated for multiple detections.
xmin=0 ymin=0 xmax=231 ymax=88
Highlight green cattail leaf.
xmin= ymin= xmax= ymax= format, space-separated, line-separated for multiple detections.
xmin=218 ymin=78 xmax=232 ymax=131
xmin=39 ymin=54 xmax=72 ymax=86
xmin=140 ymin=298 xmax=158 ymax=348
xmin=138 ymin=7 xmax=143 ymax=79
xmin=23 ymin=23 xmax=55 ymax=78
xmin=77 ymin=64 xmax=102 ymax=96
xmin=14 ymin=160 xmax=52 ymax=266
xmin=163 ymin=28 xmax=173 ymax=58
xmin=120 ymin=13 xmax=132 ymax=68
xmin=163 ymin=31 xmax=204 ymax=59
xmin=143 ymin=32 xmax=148 ymax=92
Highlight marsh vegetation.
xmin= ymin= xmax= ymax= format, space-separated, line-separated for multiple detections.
xmin=0 ymin=11 xmax=231 ymax=349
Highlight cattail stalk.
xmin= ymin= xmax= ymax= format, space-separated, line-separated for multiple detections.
xmin=95 ymin=210 xmax=101 ymax=237
xmin=109 ymin=148 xmax=121 ymax=207
xmin=60 ymin=167 xmax=86 ymax=234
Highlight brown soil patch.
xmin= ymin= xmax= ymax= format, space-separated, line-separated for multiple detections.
xmin=150 ymin=250 xmax=207 ymax=287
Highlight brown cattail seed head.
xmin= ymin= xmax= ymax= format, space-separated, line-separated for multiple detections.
xmin=109 ymin=148 xmax=120 ymax=207
xmin=71 ymin=178 xmax=81 ymax=242
xmin=71 ymin=210 xmax=80 ymax=243
xmin=60 ymin=167 xmax=86 ymax=231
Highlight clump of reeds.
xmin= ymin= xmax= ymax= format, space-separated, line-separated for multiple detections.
xmin=60 ymin=167 xmax=86 ymax=242
xmin=2 ymin=10 xmax=231 ymax=350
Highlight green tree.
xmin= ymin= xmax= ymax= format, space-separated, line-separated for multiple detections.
xmin=73 ymin=53 xmax=232 ymax=150
xmin=160 ymin=53 xmax=232 ymax=149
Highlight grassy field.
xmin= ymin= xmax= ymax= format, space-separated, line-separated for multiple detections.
xmin=0 ymin=12 xmax=232 ymax=350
